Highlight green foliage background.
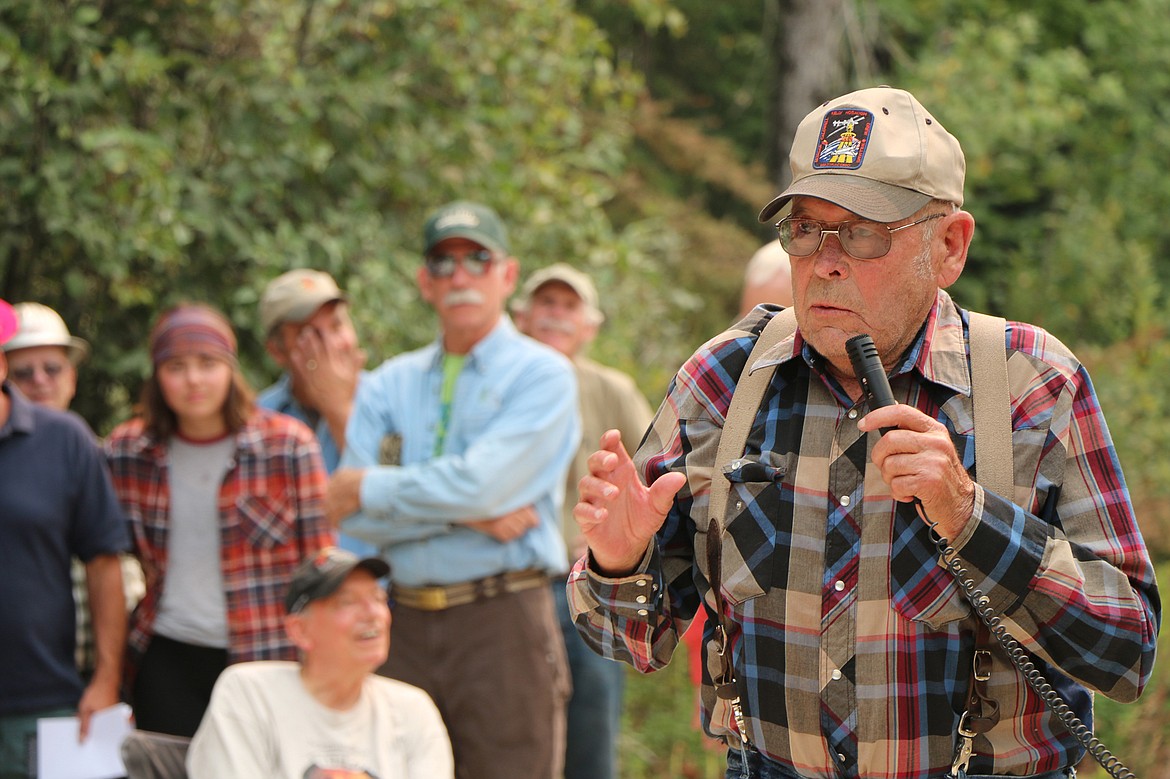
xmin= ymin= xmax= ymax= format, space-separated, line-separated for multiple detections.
xmin=3 ymin=0 xmax=1169 ymax=776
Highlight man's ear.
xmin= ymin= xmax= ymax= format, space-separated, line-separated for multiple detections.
xmin=416 ymin=265 xmax=436 ymax=305
xmin=580 ymin=319 xmax=600 ymax=346
xmin=284 ymin=613 xmax=313 ymax=652
xmin=499 ymin=257 xmax=520 ymax=296
xmin=265 ymin=334 xmax=291 ymax=368
xmin=936 ymin=210 xmax=975 ymax=289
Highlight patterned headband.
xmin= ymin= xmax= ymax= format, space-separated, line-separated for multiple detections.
xmin=149 ymin=304 xmax=238 ymax=367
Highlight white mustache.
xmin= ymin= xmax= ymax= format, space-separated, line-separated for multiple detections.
xmin=443 ymin=289 xmax=485 ymax=307
xmin=532 ymin=317 xmax=577 ymax=335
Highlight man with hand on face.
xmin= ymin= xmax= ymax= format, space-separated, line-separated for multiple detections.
xmin=259 ymin=269 xmax=366 ymax=471
xmin=569 ymin=86 xmax=1158 ymax=779
xmin=187 ymin=547 xmax=453 ymax=779
xmin=327 ymin=201 xmax=579 ymax=779
xmin=260 ymin=269 xmax=373 ymax=555
xmin=513 ymin=263 xmax=654 ymax=779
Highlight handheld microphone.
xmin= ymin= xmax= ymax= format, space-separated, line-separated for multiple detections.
xmin=845 ymin=334 xmax=896 ymax=410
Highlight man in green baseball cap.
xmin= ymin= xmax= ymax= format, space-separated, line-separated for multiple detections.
xmin=327 ymin=200 xmax=580 ymax=779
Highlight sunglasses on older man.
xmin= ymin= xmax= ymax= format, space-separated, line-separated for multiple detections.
xmin=775 ymin=212 xmax=944 ymax=261
xmin=425 ymin=249 xmax=496 ymax=278
xmin=10 ymin=360 xmax=69 ymax=383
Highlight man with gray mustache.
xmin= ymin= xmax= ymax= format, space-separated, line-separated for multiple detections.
xmin=513 ymin=264 xmax=654 ymax=779
xmin=326 ymin=201 xmax=579 ymax=779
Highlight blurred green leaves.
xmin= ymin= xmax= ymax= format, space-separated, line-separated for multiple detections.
xmin=0 ymin=0 xmax=650 ymax=431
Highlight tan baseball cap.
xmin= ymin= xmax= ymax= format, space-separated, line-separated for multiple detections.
xmin=758 ymin=86 xmax=965 ymax=223
xmin=1 ymin=302 xmax=90 ymax=364
xmin=516 ymin=263 xmax=603 ymax=321
xmin=259 ymin=269 xmax=346 ymax=337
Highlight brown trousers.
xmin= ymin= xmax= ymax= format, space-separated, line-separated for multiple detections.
xmin=379 ymin=583 xmax=570 ymax=779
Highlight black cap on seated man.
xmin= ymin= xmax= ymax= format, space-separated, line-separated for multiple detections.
xmin=285 ymin=547 xmax=390 ymax=615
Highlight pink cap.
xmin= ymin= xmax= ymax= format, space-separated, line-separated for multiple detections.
xmin=0 ymin=299 xmax=17 ymax=347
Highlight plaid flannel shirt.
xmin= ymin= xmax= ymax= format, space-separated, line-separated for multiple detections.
xmin=568 ymin=290 xmax=1159 ymax=779
xmin=105 ymin=408 xmax=335 ymax=678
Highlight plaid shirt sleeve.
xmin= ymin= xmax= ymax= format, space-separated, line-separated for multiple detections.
xmin=567 ymin=311 xmax=765 ymax=671
xmin=947 ymin=324 xmax=1160 ymax=701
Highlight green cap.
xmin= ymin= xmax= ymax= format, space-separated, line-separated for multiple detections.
xmin=423 ymin=201 xmax=509 ymax=256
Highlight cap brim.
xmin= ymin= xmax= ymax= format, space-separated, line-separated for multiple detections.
xmin=265 ymin=293 xmax=346 ymax=336
xmin=318 ymin=557 xmax=390 ymax=596
xmin=355 ymin=556 xmax=391 ymax=580
xmin=426 ymin=228 xmax=507 ymax=257
xmin=2 ymin=334 xmax=90 ymax=362
xmin=759 ymin=174 xmax=932 ymax=223
xmin=286 ymin=294 xmax=346 ymax=323
xmin=525 ymin=276 xmax=599 ymax=311
xmin=285 ymin=555 xmax=389 ymax=613
xmin=68 ymin=338 xmax=91 ymax=365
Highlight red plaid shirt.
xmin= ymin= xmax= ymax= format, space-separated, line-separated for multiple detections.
xmin=105 ymin=408 xmax=335 ymax=676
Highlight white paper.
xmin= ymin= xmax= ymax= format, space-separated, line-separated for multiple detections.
xmin=36 ymin=703 xmax=133 ymax=779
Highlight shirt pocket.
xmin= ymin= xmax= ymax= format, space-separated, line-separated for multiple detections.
xmin=710 ymin=454 xmax=791 ymax=607
xmin=888 ymin=502 xmax=971 ymax=628
xmin=235 ymin=490 xmax=296 ymax=550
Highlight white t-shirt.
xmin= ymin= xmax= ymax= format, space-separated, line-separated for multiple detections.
xmin=187 ymin=662 xmax=454 ymax=779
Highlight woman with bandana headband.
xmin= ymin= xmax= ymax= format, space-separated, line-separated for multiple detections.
xmin=105 ymin=303 xmax=336 ymax=738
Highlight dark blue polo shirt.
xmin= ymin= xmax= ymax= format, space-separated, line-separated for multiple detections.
xmin=0 ymin=383 xmax=130 ymax=715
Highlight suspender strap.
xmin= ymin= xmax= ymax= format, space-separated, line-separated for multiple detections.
xmin=708 ymin=309 xmax=797 ymax=538
xmin=706 ymin=309 xmax=797 ymax=734
xmin=968 ymin=312 xmax=1013 ymax=498
xmin=953 ymin=312 xmax=1010 ymax=773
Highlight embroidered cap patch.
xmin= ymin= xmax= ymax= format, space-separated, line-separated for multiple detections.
xmin=813 ymin=108 xmax=873 ymax=170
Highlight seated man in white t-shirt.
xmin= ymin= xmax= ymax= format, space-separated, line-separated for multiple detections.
xmin=187 ymin=548 xmax=454 ymax=779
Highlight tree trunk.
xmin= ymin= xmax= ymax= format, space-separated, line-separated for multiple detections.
xmin=766 ymin=0 xmax=851 ymax=191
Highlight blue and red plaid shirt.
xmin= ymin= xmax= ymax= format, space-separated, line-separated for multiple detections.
xmin=568 ymin=290 xmax=1159 ymax=779
xmin=105 ymin=408 xmax=335 ymax=679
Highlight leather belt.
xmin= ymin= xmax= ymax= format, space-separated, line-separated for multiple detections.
xmin=392 ymin=568 xmax=550 ymax=611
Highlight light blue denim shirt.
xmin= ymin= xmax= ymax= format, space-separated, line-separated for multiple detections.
xmin=258 ymin=371 xmax=377 ymax=557
xmin=258 ymin=373 xmax=352 ymax=471
xmin=339 ymin=317 xmax=579 ymax=587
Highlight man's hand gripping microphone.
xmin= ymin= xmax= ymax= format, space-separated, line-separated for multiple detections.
xmin=846 ymin=333 xmax=896 ymax=412
xmin=846 ymin=333 xmax=915 ymax=499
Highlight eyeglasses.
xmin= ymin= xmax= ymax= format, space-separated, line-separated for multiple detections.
xmin=425 ymin=249 xmax=495 ymax=278
xmin=775 ymin=212 xmax=945 ymax=260
xmin=10 ymin=361 xmax=68 ymax=383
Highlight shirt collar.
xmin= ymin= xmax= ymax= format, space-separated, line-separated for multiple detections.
xmin=896 ymin=289 xmax=972 ymax=397
xmin=427 ymin=316 xmax=517 ymax=373
xmin=0 ymin=381 xmax=35 ymax=439
xmin=269 ymin=373 xmax=294 ymax=406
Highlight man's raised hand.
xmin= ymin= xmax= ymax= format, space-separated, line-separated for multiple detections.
xmin=573 ymin=429 xmax=686 ymax=576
